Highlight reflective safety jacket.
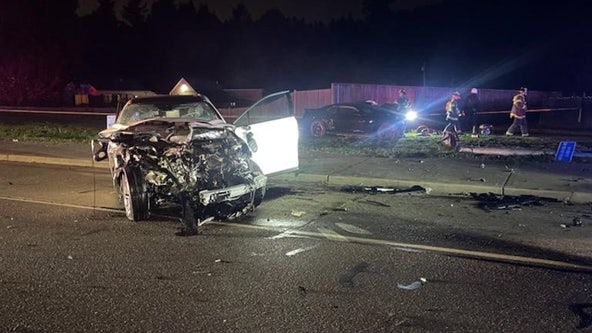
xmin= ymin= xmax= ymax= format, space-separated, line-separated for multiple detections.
xmin=445 ymin=99 xmax=461 ymax=121
xmin=510 ymin=94 xmax=527 ymax=119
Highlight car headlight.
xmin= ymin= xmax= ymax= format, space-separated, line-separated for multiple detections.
xmin=405 ymin=110 xmax=417 ymax=121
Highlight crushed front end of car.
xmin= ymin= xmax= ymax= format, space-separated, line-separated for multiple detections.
xmin=94 ymin=120 xmax=266 ymax=235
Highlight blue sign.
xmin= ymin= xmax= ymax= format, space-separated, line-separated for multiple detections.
xmin=555 ymin=141 xmax=576 ymax=162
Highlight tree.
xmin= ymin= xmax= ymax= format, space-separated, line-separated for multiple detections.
xmin=0 ymin=0 xmax=78 ymax=105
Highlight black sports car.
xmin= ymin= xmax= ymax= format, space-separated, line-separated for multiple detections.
xmin=300 ymin=101 xmax=409 ymax=139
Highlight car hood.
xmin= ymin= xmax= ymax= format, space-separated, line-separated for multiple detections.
xmin=98 ymin=118 xmax=231 ymax=142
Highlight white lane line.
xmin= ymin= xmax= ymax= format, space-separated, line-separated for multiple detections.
xmin=391 ymin=246 xmax=424 ymax=253
xmin=207 ymin=221 xmax=592 ymax=273
xmin=0 ymin=195 xmax=122 ymax=213
xmin=317 ymin=227 xmax=349 ymax=242
xmin=335 ymin=222 xmax=372 ymax=235
xmin=2 ymin=196 xmax=591 ymax=273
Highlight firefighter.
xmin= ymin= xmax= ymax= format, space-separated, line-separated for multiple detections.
xmin=443 ymin=91 xmax=462 ymax=133
xmin=505 ymin=87 xmax=529 ymax=137
xmin=463 ymin=88 xmax=480 ymax=137
xmin=394 ymin=89 xmax=411 ymax=113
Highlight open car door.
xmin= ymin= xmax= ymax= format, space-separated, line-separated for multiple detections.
xmin=233 ymin=91 xmax=299 ymax=176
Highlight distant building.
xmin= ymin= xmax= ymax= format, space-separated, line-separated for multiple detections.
xmin=64 ymin=78 xmax=155 ymax=107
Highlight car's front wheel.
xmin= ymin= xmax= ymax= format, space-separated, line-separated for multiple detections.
xmin=310 ymin=119 xmax=326 ymax=137
xmin=119 ymin=166 xmax=150 ymax=222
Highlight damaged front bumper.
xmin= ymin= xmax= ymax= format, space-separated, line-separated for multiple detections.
xmin=198 ymin=174 xmax=267 ymax=206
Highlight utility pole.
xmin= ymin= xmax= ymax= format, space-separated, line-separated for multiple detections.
xmin=421 ymin=62 xmax=426 ymax=86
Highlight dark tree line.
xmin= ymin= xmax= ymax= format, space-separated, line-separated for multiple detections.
xmin=0 ymin=0 xmax=589 ymax=105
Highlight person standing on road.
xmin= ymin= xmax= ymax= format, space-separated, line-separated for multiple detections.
xmin=443 ymin=91 xmax=462 ymax=133
xmin=505 ymin=87 xmax=529 ymax=137
xmin=463 ymin=88 xmax=480 ymax=137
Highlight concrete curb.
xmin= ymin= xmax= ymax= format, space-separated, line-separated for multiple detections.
xmin=273 ymin=173 xmax=592 ymax=204
xmin=3 ymin=153 xmax=592 ymax=204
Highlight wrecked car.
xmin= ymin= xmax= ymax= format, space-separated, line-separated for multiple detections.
xmin=300 ymin=101 xmax=408 ymax=139
xmin=93 ymin=92 xmax=299 ymax=235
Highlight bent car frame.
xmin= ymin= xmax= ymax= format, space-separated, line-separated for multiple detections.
xmin=93 ymin=92 xmax=298 ymax=235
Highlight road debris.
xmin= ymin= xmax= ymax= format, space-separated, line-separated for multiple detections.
xmin=397 ymin=278 xmax=427 ymax=291
xmin=332 ymin=202 xmax=350 ymax=211
xmin=470 ymin=192 xmax=559 ymax=211
xmin=342 ymin=185 xmax=429 ymax=195
xmin=573 ymin=217 xmax=583 ymax=226
xmin=290 ymin=210 xmax=306 ymax=218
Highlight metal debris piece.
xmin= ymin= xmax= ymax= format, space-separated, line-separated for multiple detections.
xmin=573 ymin=217 xmax=583 ymax=226
xmin=471 ymin=192 xmax=559 ymax=211
xmin=397 ymin=280 xmax=423 ymax=290
xmin=291 ymin=210 xmax=306 ymax=217
xmin=332 ymin=207 xmax=349 ymax=212
xmin=342 ymin=185 xmax=428 ymax=195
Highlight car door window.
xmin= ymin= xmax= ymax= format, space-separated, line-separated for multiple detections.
xmin=233 ymin=91 xmax=299 ymax=175
xmin=234 ymin=91 xmax=292 ymax=126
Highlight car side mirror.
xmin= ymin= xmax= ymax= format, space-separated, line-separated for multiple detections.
xmin=246 ymin=131 xmax=258 ymax=152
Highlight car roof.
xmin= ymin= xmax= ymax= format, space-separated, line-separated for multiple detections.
xmin=328 ymin=102 xmax=386 ymax=112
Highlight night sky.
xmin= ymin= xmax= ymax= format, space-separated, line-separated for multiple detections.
xmin=0 ymin=0 xmax=590 ymax=106
xmin=76 ymin=0 xmax=444 ymax=22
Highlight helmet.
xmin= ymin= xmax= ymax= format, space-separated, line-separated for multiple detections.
xmin=519 ymin=87 xmax=527 ymax=92
xmin=452 ymin=91 xmax=461 ymax=96
xmin=470 ymin=88 xmax=478 ymax=94
xmin=399 ymin=89 xmax=406 ymax=95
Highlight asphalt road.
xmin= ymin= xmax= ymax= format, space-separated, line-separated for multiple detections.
xmin=1 ymin=162 xmax=592 ymax=332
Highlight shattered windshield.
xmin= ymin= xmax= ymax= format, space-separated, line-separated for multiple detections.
xmin=116 ymin=101 xmax=221 ymax=125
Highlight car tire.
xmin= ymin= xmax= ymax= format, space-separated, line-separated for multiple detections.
xmin=310 ymin=119 xmax=326 ymax=137
xmin=120 ymin=166 xmax=150 ymax=222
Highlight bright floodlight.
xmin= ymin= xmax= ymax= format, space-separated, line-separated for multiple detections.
xmin=405 ymin=110 xmax=417 ymax=121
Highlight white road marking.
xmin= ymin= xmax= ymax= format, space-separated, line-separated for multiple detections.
xmin=211 ymin=221 xmax=592 ymax=273
xmin=0 ymin=195 xmax=121 ymax=213
xmin=335 ymin=222 xmax=372 ymax=235
xmin=317 ymin=227 xmax=349 ymax=242
xmin=2 ymin=195 xmax=591 ymax=273
xmin=391 ymin=246 xmax=424 ymax=253
xmin=286 ymin=244 xmax=319 ymax=256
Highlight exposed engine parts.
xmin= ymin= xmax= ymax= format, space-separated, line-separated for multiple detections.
xmin=95 ymin=120 xmax=267 ymax=235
